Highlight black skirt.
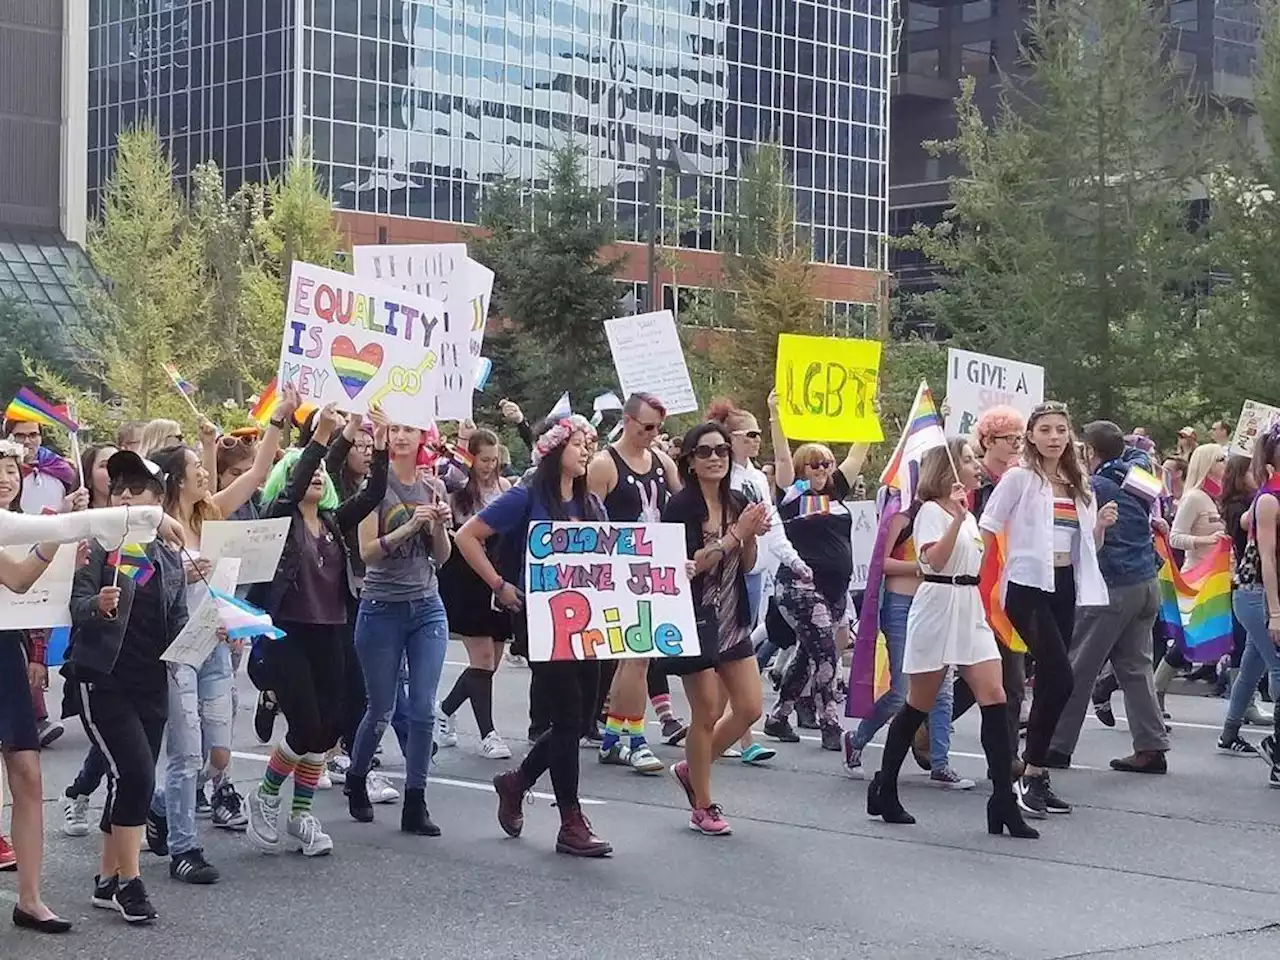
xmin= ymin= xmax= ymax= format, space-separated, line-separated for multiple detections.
xmin=0 ymin=632 xmax=39 ymax=752
xmin=438 ymin=550 xmax=512 ymax=642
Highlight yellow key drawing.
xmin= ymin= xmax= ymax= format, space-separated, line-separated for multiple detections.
xmin=370 ymin=350 xmax=438 ymax=407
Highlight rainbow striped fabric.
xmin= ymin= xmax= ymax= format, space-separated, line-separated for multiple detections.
xmin=1052 ymin=497 xmax=1080 ymax=530
xmin=248 ymin=378 xmax=280 ymax=424
xmin=1154 ymin=530 xmax=1233 ymax=661
xmin=879 ymin=380 xmax=946 ymax=503
xmin=977 ymin=530 xmax=1028 ymax=653
xmin=108 ymin=543 xmax=154 ymax=586
xmin=798 ymin=494 xmax=832 ymax=518
xmin=1122 ymin=465 xmax=1163 ymax=503
xmin=162 ymin=363 xmax=197 ymax=397
xmin=5 ymin=387 xmax=78 ymax=432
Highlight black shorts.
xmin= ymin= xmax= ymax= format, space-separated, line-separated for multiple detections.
xmin=664 ymin=638 xmax=756 ymax=678
xmin=0 ymin=635 xmax=40 ymax=752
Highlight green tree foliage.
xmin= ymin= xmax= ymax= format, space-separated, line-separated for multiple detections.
xmin=900 ymin=0 xmax=1219 ymax=431
xmin=0 ymin=298 xmax=83 ymax=407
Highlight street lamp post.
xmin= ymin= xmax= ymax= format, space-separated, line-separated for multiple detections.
xmin=642 ymin=143 xmax=701 ymax=314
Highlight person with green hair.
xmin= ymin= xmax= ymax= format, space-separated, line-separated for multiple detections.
xmin=244 ymin=402 xmax=390 ymax=858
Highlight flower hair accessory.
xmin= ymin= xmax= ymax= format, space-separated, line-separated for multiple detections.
xmin=0 ymin=438 xmax=25 ymax=460
xmin=532 ymin=415 xmax=596 ymax=465
xmin=1265 ymin=420 xmax=1280 ymax=444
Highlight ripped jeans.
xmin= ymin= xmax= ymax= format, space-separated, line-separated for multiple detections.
xmin=772 ymin=570 xmax=847 ymax=731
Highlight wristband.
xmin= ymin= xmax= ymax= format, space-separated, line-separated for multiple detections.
xmin=32 ymin=545 xmax=52 ymax=563
xmin=269 ymin=417 xmax=287 ymax=430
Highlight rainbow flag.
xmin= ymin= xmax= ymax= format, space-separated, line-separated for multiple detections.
xmin=249 ymin=378 xmax=280 ymax=424
xmin=978 ymin=530 xmax=1028 ymax=653
xmin=162 ymin=363 xmax=197 ymax=397
xmin=5 ymin=387 xmax=78 ymax=432
xmin=1154 ymin=530 xmax=1233 ymax=661
xmin=1122 ymin=465 xmax=1163 ymax=503
xmin=880 ymin=380 xmax=946 ymax=503
xmin=108 ymin=543 xmax=154 ymax=587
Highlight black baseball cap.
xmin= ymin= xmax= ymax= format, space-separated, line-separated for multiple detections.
xmin=107 ymin=450 xmax=165 ymax=494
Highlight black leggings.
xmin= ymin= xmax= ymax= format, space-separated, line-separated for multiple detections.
xmin=267 ymin=622 xmax=347 ymax=756
xmin=1003 ymin=567 xmax=1076 ymax=767
xmin=67 ymin=743 xmax=111 ymax=800
xmin=522 ymin=660 xmax=591 ymax=809
xmin=78 ymin=681 xmax=165 ymax=832
xmin=647 ymin=660 xmax=670 ymax=699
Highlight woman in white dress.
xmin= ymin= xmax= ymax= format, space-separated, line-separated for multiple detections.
xmin=866 ymin=439 xmax=1038 ymax=839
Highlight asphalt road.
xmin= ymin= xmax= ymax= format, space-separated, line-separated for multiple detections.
xmin=3 ymin=642 xmax=1280 ymax=959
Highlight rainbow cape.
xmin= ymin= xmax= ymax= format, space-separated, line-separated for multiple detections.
xmin=108 ymin=543 xmax=155 ymax=586
xmin=5 ymin=387 xmax=78 ymax=432
xmin=977 ymin=530 xmax=1028 ymax=653
xmin=1154 ymin=529 xmax=1233 ymax=661
xmin=847 ymin=492 xmax=899 ymax=718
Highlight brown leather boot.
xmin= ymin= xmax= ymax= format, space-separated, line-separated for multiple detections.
xmin=493 ymin=771 xmax=528 ymax=838
xmin=555 ymin=807 xmax=612 ymax=857
xmin=1109 ymin=750 xmax=1167 ymax=774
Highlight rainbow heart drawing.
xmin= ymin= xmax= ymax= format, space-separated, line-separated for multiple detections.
xmin=331 ymin=337 xmax=384 ymax=399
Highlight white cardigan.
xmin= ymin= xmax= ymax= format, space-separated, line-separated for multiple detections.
xmin=979 ymin=466 xmax=1109 ymax=607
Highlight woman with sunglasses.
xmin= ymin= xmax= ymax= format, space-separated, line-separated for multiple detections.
xmin=663 ymin=424 xmax=769 ymax=834
xmin=980 ymin=401 xmax=1116 ymax=819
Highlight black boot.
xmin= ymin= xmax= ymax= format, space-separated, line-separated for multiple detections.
xmin=987 ymin=791 xmax=1039 ymax=839
xmin=346 ymin=774 xmax=374 ymax=823
xmin=867 ymin=771 xmax=915 ymax=824
xmin=981 ymin=703 xmax=1038 ymax=839
xmin=401 ymin=788 xmax=442 ymax=837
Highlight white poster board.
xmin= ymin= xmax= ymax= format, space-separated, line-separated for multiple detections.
xmin=199 ymin=518 xmax=292 ymax=585
xmin=603 ymin=310 xmax=698 ymax=416
xmin=524 ymin=521 xmax=700 ymax=661
xmin=945 ymin=348 xmax=1045 ymax=437
xmin=352 ymin=243 xmax=493 ymax=421
xmin=1232 ymin=400 xmax=1280 ymax=457
xmin=847 ymin=501 xmax=877 ymax=593
xmin=278 ymin=262 xmax=446 ymax=430
xmin=161 ymin=559 xmax=240 ymax=667
xmin=0 ymin=543 xmax=76 ymax=629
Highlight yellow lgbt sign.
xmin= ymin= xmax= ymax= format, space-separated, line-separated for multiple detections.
xmin=774 ymin=334 xmax=884 ymax=443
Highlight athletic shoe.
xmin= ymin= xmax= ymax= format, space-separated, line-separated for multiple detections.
xmin=1093 ymin=700 xmax=1116 ymax=727
xmin=795 ymin=701 xmax=820 ymax=730
xmin=113 ymin=876 xmax=158 ymax=924
xmin=210 ymin=783 xmax=248 ymax=831
xmin=480 ymin=731 xmax=512 ymax=760
xmin=670 ymin=759 xmax=696 ymax=808
xmin=286 ymin=813 xmax=333 ymax=857
xmin=1016 ymin=774 xmax=1049 ymax=820
xmin=1270 ymin=764 xmax=1280 ymax=789
xmin=930 ymin=767 xmax=976 ymax=790
xmin=721 ymin=745 xmax=742 ymax=758
xmin=436 ymin=707 xmax=458 ymax=748
xmin=555 ymin=808 xmax=612 ymax=857
xmin=0 ymin=833 xmax=15 ymax=871
xmin=92 ymin=874 xmax=119 ymax=910
xmin=689 ymin=804 xmax=732 ymax=836
xmin=63 ymin=795 xmax=91 ymax=837
xmin=1217 ymin=734 xmax=1259 ymax=756
xmin=842 ymin=731 xmax=865 ymax=778
xmin=629 ymin=744 xmax=664 ymax=774
xmin=1262 ymin=734 xmax=1277 ymax=765
xmin=598 ymin=742 xmax=631 ymax=766
xmin=194 ymin=783 xmax=212 ymax=820
xmin=253 ymin=690 xmax=278 ymax=743
xmin=37 ymin=718 xmax=64 ymax=748
xmin=1244 ymin=699 xmax=1274 ymax=726
xmin=169 ymin=849 xmax=219 ymax=884
xmin=661 ymin=716 xmax=689 ymax=745
xmin=740 ymin=743 xmax=776 ymax=765
xmin=368 ymin=771 xmax=400 ymax=804
xmin=493 ymin=770 xmax=529 ymax=837
xmin=763 ymin=715 xmax=800 ymax=743
xmin=1041 ymin=773 xmax=1072 ymax=813
xmin=245 ymin=785 xmax=282 ymax=851
xmin=316 ymin=769 xmax=332 ymax=790
xmin=819 ymin=725 xmax=842 ymax=751
xmin=145 ymin=810 xmax=168 ymax=857
xmin=326 ymin=755 xmax=350 ymax=784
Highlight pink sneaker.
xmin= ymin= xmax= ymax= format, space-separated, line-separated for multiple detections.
xmin=670 ymin=760 xmax=695 ymax=808
xmin=0 ymin=832 xmax=15 ymax=870
xmin=689 ymin=804 xmax=732 ymax=836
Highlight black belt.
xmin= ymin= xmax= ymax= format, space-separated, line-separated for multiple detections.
xmin=922 ymin=574 xmax=980 ymax=586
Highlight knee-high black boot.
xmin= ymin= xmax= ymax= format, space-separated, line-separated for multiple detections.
xmin=868 ymin=705 xmax=926 ymax=825
xmin=981 ymin=703 xmax=1038 ymax=839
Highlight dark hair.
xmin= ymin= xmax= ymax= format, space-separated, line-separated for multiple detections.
xmin=1251 ymin=423 xmax=1280 ymax=487
xmin=80 ymin=442 xmax=117 ymax=508
xmin=675 ymin=422 xmax=739 ymax=522
xmin=215 ymin=439 xmax=255 ymax=479
xmin=453 ymin=428 xmax=500 ymax=518
xmin=151 ymin=443 xmax=221 ymax=533
xmin=530 ymin=425 xmax=598 ymax=522
xmin=1164 ymin=456 xmax=1188 ymax=479
xmin=1222 ymin=454 xmax=1255 ymax=507
xmin=1082 ymin=420 xmax=1126 ymax=463
xmin=4 ymin=418 xmax=39 ymax=437
xmin=624 ymin=392 xmax=667 ymax=420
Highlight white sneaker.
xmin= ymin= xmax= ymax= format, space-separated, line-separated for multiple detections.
xmin=436 ymin=706 xmax=458 ymax=748
xmin=480 ymin=731 xmax=512 ymax=760
xmin=246 ymin=786 xmax=282 ymax=852
xmin=326 ymin=755 xmax=350 ymax=784
xmin=63 ymin=794 xmax=91 ymax=837
xmin=367 ymin=771 xmax=400 ymax=804
xmin=629 ymin=744 xmax=665 ymax=774
xmin=316 ymin=770 xmax=333 ymax=790
xmin=286 ymin=812 xmax=333 ymax=857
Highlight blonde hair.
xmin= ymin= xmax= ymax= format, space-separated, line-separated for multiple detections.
xmin=1185 ymin=443 xmax=1225 ymax=493
xmin=916 ymin=438 xmax=970 ymax=503
xmin=139 ymin=418 xmax=183 ymax=457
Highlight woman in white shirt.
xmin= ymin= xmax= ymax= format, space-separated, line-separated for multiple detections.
xmin=979 ymin=402 xmax=1116 ymax=821
xmin=866 ymin=439 xmax=1038 ymax=838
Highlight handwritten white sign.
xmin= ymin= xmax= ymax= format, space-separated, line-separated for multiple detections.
xmin=1232 ymin=400 xmax=1280 ymax=457
xmin=603 ymin=310 xmax=698 ymax=416
xmin=278 ymin=261 xmax=446 ymax=430
xmin=199 ymin=518 xmax=292 ymax=585
xmin=944 ymin=348 xmax=1045 ymax=437
xmin=847 ymin=501 xmax=877 ymax=593
xmin=0 ymin=544 xmax=76 ymax=629
xmin=162 ymin=559 xmax=240 ymax=667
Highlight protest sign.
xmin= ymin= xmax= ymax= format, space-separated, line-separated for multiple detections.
xmin=0 ymin=543 xmax=76 ymax=629
xmin=1231 ymin=400 xmax=1280 ymax=457
xmin=199 ymin=517 xmax=292 ymax=585
xmin=944 ymin=349 xmax=1044 ymax=436
xmin=162 ymin=559 xmax=240 ymax=667
xmin=352 ymin=244 xmax=493 ymax=421
xmin=774 ymin=334 xmax=883 ymax=443
xmin=847 ymin=501 xmax=877 ymax=592
xmin=278 ymin=262 xmax=446 ymax=430
xmin=603 ymin=310 xmax=698 ymax=416
xmin=523 ymin=521 xmax=699 ymax=662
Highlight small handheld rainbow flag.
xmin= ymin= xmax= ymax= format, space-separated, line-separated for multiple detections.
xmin=162 ymin=363 xmax=197 ymax=397
xmin=5 ymin=387 xmax=78 ymax=432
xmin=880 ymin=380 xmax=946 ymax=503
xmin=1122 ymin=465 xmax=1163 ymax=503
xmin=108 ymin=543 xmax=155 ymax=587
xmin=249 ymin=378 xmax=281 ymax=424
xmin=1154 ymin=530 xmax=1233 ymax=661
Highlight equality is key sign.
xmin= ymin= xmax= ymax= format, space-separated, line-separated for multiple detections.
xmin=523 ymin=521 xmax=700 ymax=662
xmin=277 ymin=262 xmax=447 ymax=430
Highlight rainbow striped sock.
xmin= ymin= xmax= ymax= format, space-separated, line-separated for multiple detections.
xmin=650 ymin=693 xmax=673 ymax=722
xmin=261 ymin=742 xmax=300 ymax=798
xmin=600 ymin=714 xmax=625 ymax=751
xmin=627 ymin=716 xmax=649 ymax=751
xmin=291 ymin=753 xmax=326 ymax=815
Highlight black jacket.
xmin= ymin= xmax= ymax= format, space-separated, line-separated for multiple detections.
xmin=247 ymin=439 xmax=388 ymax=618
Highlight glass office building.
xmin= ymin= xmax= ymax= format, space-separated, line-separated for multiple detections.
xmin=89 ymin=0 xmax=892 ymax=305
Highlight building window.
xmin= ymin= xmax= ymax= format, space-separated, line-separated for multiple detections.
xmin=1170 ymin=0 xmax=1198 ymax=29
xmin=908 ymin=48 xmax=940 ymax=77
xmin=907 ymin=3 xmax=940 ymax=32
xmin=960 ymin=40 xmax=994 ymax=77
xmin=961 ymin=0 xmax=995 ymax=23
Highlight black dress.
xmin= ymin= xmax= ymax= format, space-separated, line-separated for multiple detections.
xmin=438 ymin=485 xmax=512 ymax=641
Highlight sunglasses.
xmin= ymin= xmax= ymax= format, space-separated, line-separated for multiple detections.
xmin=693 ymin=443 xmax=731 ymax=460
xmin=808 ymin=460 xmax=835 ymax=470
xmin=217 ymin=435 xmax=256 ymax=449
xmin=634 ymin=420 xmax=661 ymax=433
xmin=1030 ymin=401 xmax=1069 ymax=417
xmin=733 ymin=430 xmax=762 ymax=440
xmin=110 ymin=479 xmax=154 ymax=496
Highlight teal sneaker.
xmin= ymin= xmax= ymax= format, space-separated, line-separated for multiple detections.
xmin=740 ymin=743 xmax=776 ymax=765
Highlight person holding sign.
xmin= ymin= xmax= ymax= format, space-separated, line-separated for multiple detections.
xmin=455 ymin=416 xmax=614 ymax=857
xmin=662 ymin=423 xmax=769 ymax=836
xmin=244 ymin=403 xmax=389 ymax=858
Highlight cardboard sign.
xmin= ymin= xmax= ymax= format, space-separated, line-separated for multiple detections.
xmin=1232 ymin=400 xmax=1280 ymax=457
xmin=277 ymin=262 xmax=446 ymax=430
xmin=774 ymin=334 xmax=883 ymax=443
xmin=351 ymin=243 xmax=493 ymax=422
xmin=603 ymin=310 xmax=698 ymax=416
xmin=161 ymin=559 xmax=240 ymax=667
xmin=199 ymin=518 xmax=292 ymax=585
xmin=0 ymin=543 xmax=76 ymax=629
xmin=523 ymin=521 xmax=699 ymax=662
xmin=847 ymin=501 xmax=877 ymax=592
xmin=944 ymin=348 xmax=1044 ymax=436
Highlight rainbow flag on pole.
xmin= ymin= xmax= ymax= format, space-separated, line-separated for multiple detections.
xmin=879 ymin=380 xmax=947 ymax=504
xmin=249 ymin=378 xmax=281 ymax=424
xmin=162 ymin=363 xmax=197 ymax=397
xmin=5 ymin=387 xmax=78 ymax=432
xmin=1154 ymin=530 xmax=1233 ymax=661
xmin=108 ymin=543 xmax=155 ymax=586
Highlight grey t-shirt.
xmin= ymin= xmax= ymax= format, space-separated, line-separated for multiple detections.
xmin=361 ymin=470 xmax=445 ymax=602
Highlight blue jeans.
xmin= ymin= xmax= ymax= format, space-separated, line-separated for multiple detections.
xmin=849 ymin=591 xmax=912 ymax=749
xmin=929 ymin=670 xmax=955 ymax=774
xmin=150 ymin=643 xmax=234 ymax=857
xmin=350 ymin=594 xmax=449 ymax=791
xmin=1225 ymin=587 xmax=1280 ymax=734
